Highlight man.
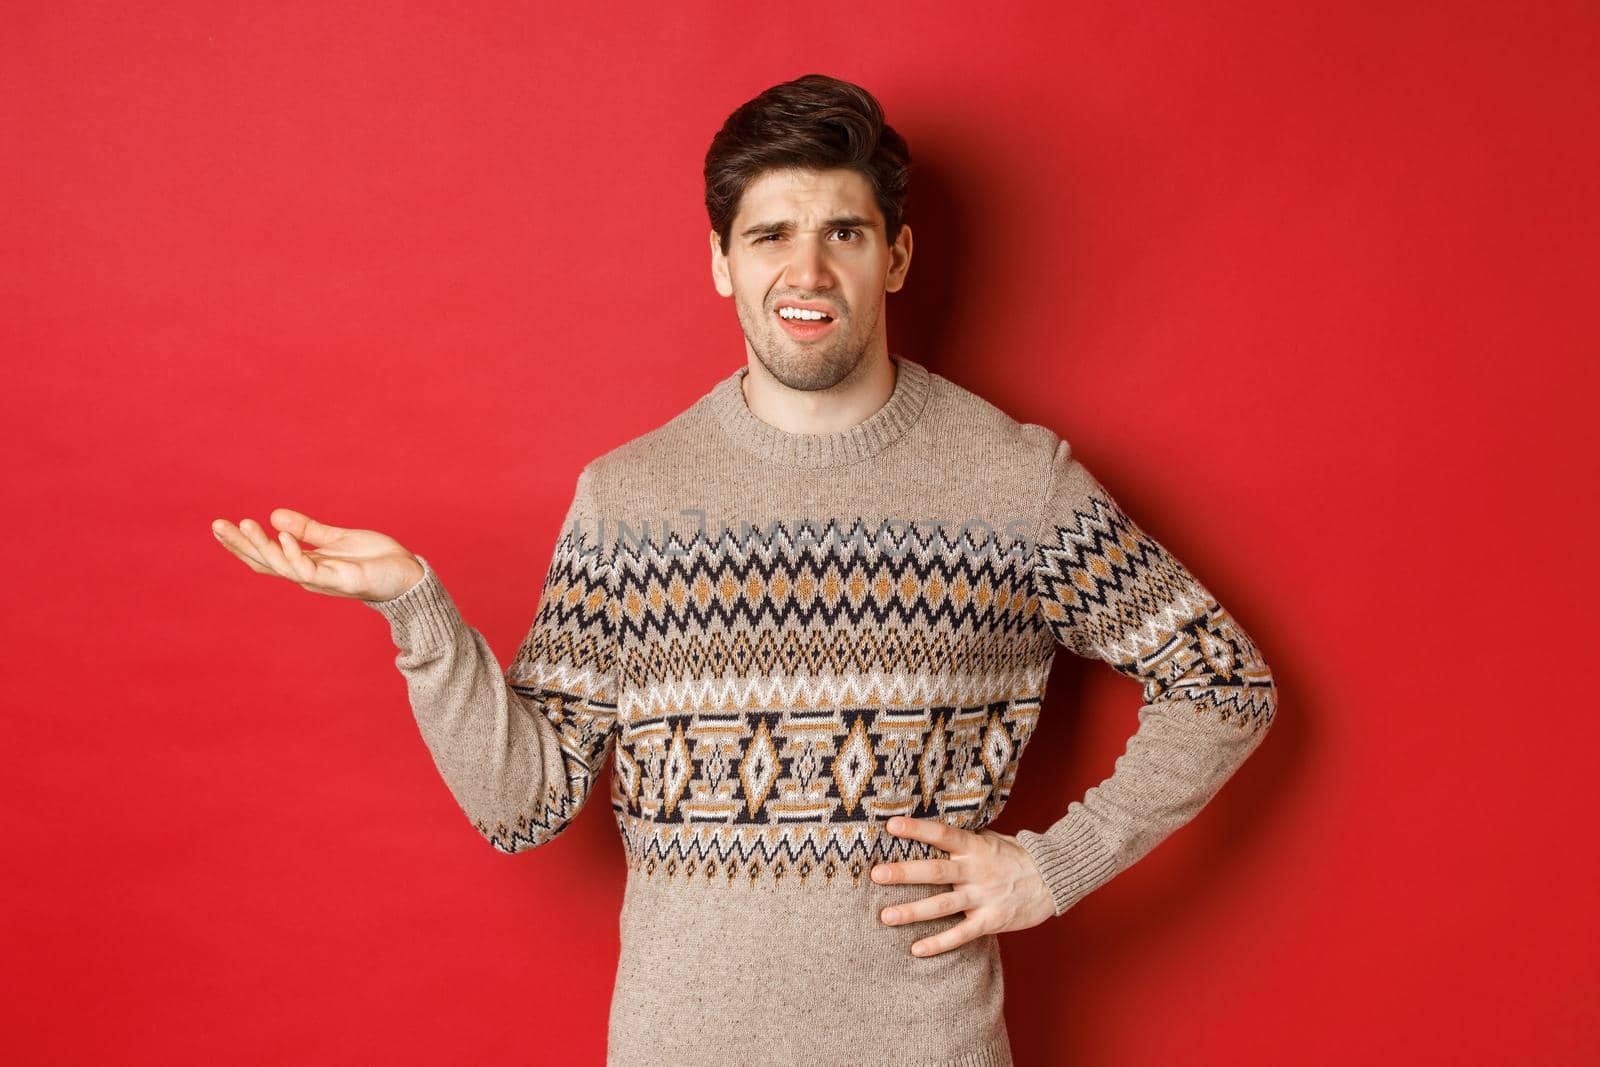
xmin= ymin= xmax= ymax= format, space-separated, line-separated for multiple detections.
xmin=212 ymin=73 xmax=1277 ymax=1066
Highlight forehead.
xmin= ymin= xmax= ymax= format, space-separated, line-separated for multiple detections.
xmin=733 ymin=167 xmax=882 ymax=224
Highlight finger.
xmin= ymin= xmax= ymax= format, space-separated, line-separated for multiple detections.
xmin=269 ymin=507 xmax=345 ymax=548
xmin=872 ymin=857 xmax=961 ymax=886
xmin=212 ymin=520 xmax=273 ymax=573
xmin=886 ymin=815 xmax=967 ymax=854
xmin=911 ymin=914 xmax=988 ymax=958
xmin=237 ymin=518 xmax=296 ymax=580
xmin=275 ymin=528 xmax=319 ymax=583
xmin=881 ymin=889 xmax=968 ymax=926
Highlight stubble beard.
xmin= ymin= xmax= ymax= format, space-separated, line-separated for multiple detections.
xmin=736 ymin=293 xmax=881 ymax=393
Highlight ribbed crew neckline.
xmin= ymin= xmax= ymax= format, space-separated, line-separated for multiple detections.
xmin=707 ymin=353 xmax=933 ymax=469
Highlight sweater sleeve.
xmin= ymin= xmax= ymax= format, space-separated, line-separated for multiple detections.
xmin=1014 ymin=438 xmax=1278 ymax=916
xmin=364 ymin=464 xmax=621 ymax=854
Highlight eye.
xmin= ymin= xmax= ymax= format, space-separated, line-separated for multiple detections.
xmin=831 ymin=228 xmax=860 ymax=241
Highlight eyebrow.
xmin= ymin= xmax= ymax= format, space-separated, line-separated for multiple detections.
xmin=739 ymin=214 xmax=877 ymax=238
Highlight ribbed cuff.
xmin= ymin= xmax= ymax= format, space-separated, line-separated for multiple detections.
xmin=362 ymin=554 xmax=465 ymax=653
xmin=1015 ymin=812 xmax=1121 ymax=917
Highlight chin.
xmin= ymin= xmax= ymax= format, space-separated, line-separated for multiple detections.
xmin=770 ymin=347 xmax=865 ymax=392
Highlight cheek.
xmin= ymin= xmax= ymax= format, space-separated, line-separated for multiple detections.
xmin=844 ymin=264 xmax=885 ymax=307
xmin=729 ymin=269 xmax=776 ymax=310
xmin=737 ymin=291 xmax=772 ymax=326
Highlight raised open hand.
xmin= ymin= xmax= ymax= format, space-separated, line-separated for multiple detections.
xmin=210 ymin=508 xmax=425 ymax=603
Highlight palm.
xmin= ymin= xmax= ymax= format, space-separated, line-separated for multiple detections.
xmin=210 ymin=507 xmax=423 ymax=602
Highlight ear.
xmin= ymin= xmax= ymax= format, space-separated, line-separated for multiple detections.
xmin=884 ymin=223 xmax=913 ymax=294
xmin=710 ymin=229 xmax=733 ymax=297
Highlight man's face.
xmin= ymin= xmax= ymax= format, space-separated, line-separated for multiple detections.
xmin=710 ymin=167 xmax=912 ymax=392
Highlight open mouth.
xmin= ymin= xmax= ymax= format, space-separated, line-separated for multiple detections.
xmin=774 ymin=306 xmax=839 ymax=340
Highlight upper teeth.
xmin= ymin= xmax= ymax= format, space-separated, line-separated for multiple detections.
xmin=780 ymin=307 xmax=830 ymax=320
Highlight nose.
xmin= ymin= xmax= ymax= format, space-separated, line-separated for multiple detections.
xmin=782 ymin=233 xmax=835 ymax=293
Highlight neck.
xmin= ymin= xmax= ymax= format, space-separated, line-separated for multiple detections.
xmin=710 ymin=352 xmax=932 ymax=469
xmin=740 ymin=350 xmax=898 ymax=436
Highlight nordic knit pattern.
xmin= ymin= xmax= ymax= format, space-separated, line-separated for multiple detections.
xmin=366 ymin=354 xmax=1277 ymax=1066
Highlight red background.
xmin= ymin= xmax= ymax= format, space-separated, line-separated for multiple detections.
xmin=5 ymin=2 xmax=1596 ymax=1063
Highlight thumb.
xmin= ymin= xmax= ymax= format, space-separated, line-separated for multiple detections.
xmin=269 ymin=507 xmax=344 ymax=547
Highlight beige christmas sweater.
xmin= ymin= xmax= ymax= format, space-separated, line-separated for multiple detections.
xmin=366 ymin=354 xmax=1278 ymax=1066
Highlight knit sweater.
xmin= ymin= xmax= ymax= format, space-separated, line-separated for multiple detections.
xmin=365 ymin=353 xmax=1278 ymax=1066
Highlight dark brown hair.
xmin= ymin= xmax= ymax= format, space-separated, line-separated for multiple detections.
xmin=704 ymin=74 xmax=911 ymax=255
